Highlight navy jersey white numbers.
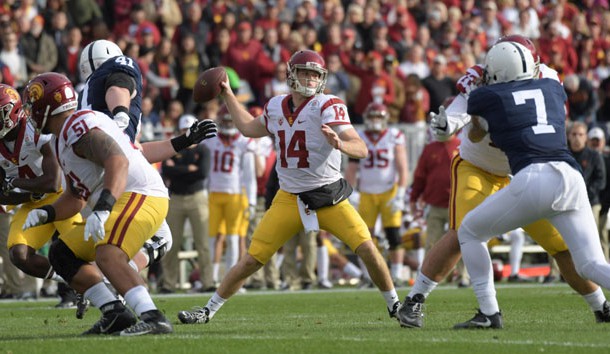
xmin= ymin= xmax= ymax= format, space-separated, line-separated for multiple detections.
xmin=467 ymin=78 xmax=579 ymax=174
xmin=78 ymin=55 xmax=143 ymax=143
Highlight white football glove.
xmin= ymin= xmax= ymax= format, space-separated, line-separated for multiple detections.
xmin=23 ymin=209 xmax=49 ymax=230
xmin=430 ymin=106 xmax=449 ymax=135
xmin=113 ymin=111 xmax=130 ymax=130
xmin=84 ymin=210 xmax=110 ymax=243
xmin=456 ymin=64 xmax=485 ymax=96
xmin=386 ymin=187 xmax=406 ymax=214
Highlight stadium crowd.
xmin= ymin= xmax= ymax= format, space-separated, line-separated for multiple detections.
xmin=2 ymin=0 xmax=610 ymax=301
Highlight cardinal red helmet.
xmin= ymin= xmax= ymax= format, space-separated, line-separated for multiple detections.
xmin=0 ymin=84 xmax=25 ymax=138
xmin=287 ymin=50 xmax=327 ymax=97
xmin=217 ymin=105 xmax=237 ymax=136
xmin=363 ymin=102 xmax=389 ymax=132
xmin=23 ymin=73 xmax=78 ymax=133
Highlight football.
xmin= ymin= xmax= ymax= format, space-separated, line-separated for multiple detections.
xmin=193 ymin=67 xmax=226 ymax=103
xmin=492 ymin=259 xmax=504 ymax=282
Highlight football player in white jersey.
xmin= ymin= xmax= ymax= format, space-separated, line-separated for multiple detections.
xmin=202 ymin=105 xmax=256 ymax=284
xmin=178 ymin=50 xmax=402 ymax=325
xmin=397 ymin=35 xmax=610 ymax=328
xmin=0 ymin=84 xmax=84 ymax=293
xmin=345 ymin=102 xmax=409 ymax=285
xmin=21 ymin=73 xmax=216 ymax=336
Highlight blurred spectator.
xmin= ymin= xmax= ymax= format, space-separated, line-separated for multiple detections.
xmin=320 ymin=23 xmax=343 ymax=59
xmin=512 ymin=7 xmax=540 ymax=39
xmin=538 ymin=19 xmax=578 ymax=77
xmin=388 ymin=6 xmax=418 ymax=50
xmin=409 ymin=133 xmax=461 ymax=252
xmin=207 ymin=27 xmax=232 ymax=68
xmin=317 ymin=2 xmax=345 ymax=45
xmin=156 ymin=0 xmax=182 ymax=39
xmin=172 ymin=2 xmax=209 ymax=57
xmin=160 ymin=99 xmax=184 ymax=139
xmin=46 ymin=10 xmax=69 ymax=48
xmin=56 ymin=26 xmax=83 ymax=84
xmin=400 ymin=73 xmax=430 ymax=124
xmin=20 ymin=15 xmax=58 ymax=78
xmin=140 ymin=96 xmax=161 ymax=142
xmin=480 ymin=0 xmax=510 ymax=46
xmin=399 ymin=44 xmax=430 ymax=79
xmin=564 ymin=74 xmax=598 ymax=123
xmin=175 ymin=33 xmax=206 ymax=114
xmin=568 ymin=122 xmax=606 ymax=251
xmin=324 ymin=53 xmax=350 ymax=102
xmin=0 ymin=59 xmax=14 ymax=86
xmin=148 ymin=38 xmax=178 ymax=110
xmin=0 ymin=31 xmax=26 ymax=89
xmin=358 ymin=3 xmax=384 ymax=52
xmin=222 ymin=21 xmax=263 ymax=95
xmin=588 ymin=126 xmax=610 ymax=260
xmin=66 ymin=0 xmax=102 ymax=31
xmin=597 ymin=76 xmax=610 ymax=126
xmin=421 ymin=55 xmax=457 ymax=115
xmin=255 ymin=27 xmax=291 ymax=103
xmin=263 ymin=61 xmax=289 ymax=102
xmin=339 ymin=50 xmax=395 ymax=124
xmin=384 ymin=54 xmax=406 ymax=123
xmin=42 ymin=0 xmax=72 ymax=33
xmin=256 ymin=1 xmax=281 ymax=31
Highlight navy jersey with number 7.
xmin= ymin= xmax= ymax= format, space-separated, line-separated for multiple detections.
xmin=467 ymin=78 xmax=580 ymax=175
xmin=77 ymin=55 xmax=143 ymax=143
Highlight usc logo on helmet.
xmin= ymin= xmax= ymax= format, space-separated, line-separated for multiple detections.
xmin=4 ymin=87 xmax=18 ymax=102
xmin=54 ymin=92 xmax=63 ymax=103
xmin=26 ymin=82 xmax=44 ymax=102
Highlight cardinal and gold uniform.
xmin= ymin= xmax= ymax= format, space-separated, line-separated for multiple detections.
xmin=54 ymin=110 xmax=168 ymax=260
xmin=249 ymin=94 xmax=370 ymax=264
xmin=1 ymin=121 xmax=82 ymax=251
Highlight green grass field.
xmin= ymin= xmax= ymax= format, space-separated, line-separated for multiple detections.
xmin=0 ymin=283 xmax=609 ymax=354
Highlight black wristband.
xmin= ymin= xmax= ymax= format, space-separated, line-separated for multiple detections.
xmin=93 ymin=189 xmax=116 ymax=212
xmin=170 ymin=134 xmax=191 ymax=152
xmin=39 ymin=205 xmax=56 ymax=223
xmin=111 ymin=106 xmax=130 ymax=116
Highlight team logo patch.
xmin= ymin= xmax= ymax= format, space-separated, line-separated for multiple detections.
xmin=27 ymin=82 xmax=44 ymax=102
xmin=54 ymin=92 xmax=63 ymax=103
xmin=4 ymin=87 xmax=18 ymax=102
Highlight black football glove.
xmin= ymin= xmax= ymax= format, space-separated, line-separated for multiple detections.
xmin=1 ymin=176 xmax=15 ymax=195
xmin=185 ymin=119 xmax=218 ymax=144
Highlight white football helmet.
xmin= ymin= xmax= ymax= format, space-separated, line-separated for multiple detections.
xmin=484 ymin=42 xmax=536 ymax=84
xmin=79 ymin=40 xmax=123 ymax=81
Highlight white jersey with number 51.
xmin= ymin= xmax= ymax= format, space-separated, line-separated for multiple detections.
xmin=263 ymin=94 xmax=352 ymax=194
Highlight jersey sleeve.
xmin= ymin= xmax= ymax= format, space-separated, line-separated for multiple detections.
xmin=393 ymin=128 xmax=406 ymax=146
xmin=62 ymin=112 xmax=101 ymax=147
xmin=467 ymin=87 xmax=495 ymax=118
xmin=320 ymin=96 xmax=351 ymax=126
xmin=107 ymin=56 xmax=142 ymax=80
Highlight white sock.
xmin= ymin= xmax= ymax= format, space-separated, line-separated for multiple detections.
xmin=508 ymin=229 xmax=524 ymax=275
xmin=415 ymin=248 xmax=425 ymax=271
xmin=408 ymin=273 xmax=438 ymax=298
xmin=390 ymin=263 xmax=403 ymax=282
xmin=124 ymin=285 xmax=156 ymax=316
xmin=381 ymin=289 xmax=400 ymax=310
xmin=317 ymin=246 xmax=329 ymax=282
xmin=276 ymin=253 xmax=284 ymax=269
xmin=213 ymin=263 xmax=220 ymax=283
xmin=343 ymin=262 xmax=363 ymax=278
xmin=206 ymin=292 xmax=227 ymax=318
xmin=225 ymin=235 xmax=239 ymax=269
xmin=583 ymin=287 xmax=606 ymax=312
xmin=84 ymin=282 xmax=119 ymax=308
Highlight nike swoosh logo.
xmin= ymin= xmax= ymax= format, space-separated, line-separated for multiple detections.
xmin=297 ymin=120 xmax=305 ymax=124
xmin=100 ymin=315 xmax=119 ymax=333
xmin=332 ymin=195 xmax=344 ymax=205
xmin=21 ymin=155 xmax=28 ymax=161
xmin=471 ymin=318 xmax=491 ymax=327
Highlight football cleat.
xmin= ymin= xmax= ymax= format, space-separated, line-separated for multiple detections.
xmin=454 ymin=309 xmax=503 ymax=329
xmin=594 ymin=301 xmax=610 ymax=323
xmin=120 ymin=310 xmax=173 ymax=336
xmin=388 ymin=301 xmax=401 ymax=319
xmin=318 ymin=280 xmax=333 ymax=289
xmin=75 ymin=293 xmax=90 ymax=319
xmin=82 ymin=305 xmax=137 ymax=335
xmin=397 ymin=294 xmax=425 ymax=328
xmin=178 ymin=306 xmax=210 ymax=324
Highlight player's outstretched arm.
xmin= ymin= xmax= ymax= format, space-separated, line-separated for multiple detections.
xmin=220 ymin=79 xmax=268 ymax=138
xmin=140 ymin=119 xmax=217 ymax=163
xmin=322 ymin=125 xmax=368 ymax=159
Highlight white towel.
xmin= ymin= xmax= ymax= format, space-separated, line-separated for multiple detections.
xmin=297 ymin=196 xmax=319 ymax=233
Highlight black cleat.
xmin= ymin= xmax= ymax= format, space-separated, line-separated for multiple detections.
xmin=82 ymin=302 xmax=137 ymax=335
xmin=595 ymin=301 xmax=610 ymax=323
xmin=120 ymin=310 xmax=173 ymax=336
xmin=178 ymin=306 xmax=210 ymax=324
xmin=388 ymin=301 xmax=401 ymax=319
xmin=75 ymin=293 xmax=90 ymax=319
xmin=397 ymin=294 xmax=425 ymax=328
xmin=454 ymin=309 xmax=503 ymax=329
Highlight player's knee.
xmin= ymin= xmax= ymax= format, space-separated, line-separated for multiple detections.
xmin=48 ymin=239 xmax=87 ymax=284
xmin=385 ymin=227 xmax=401 ymax=250
xmin=9 ymin=245 xmax=30 ymax=269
